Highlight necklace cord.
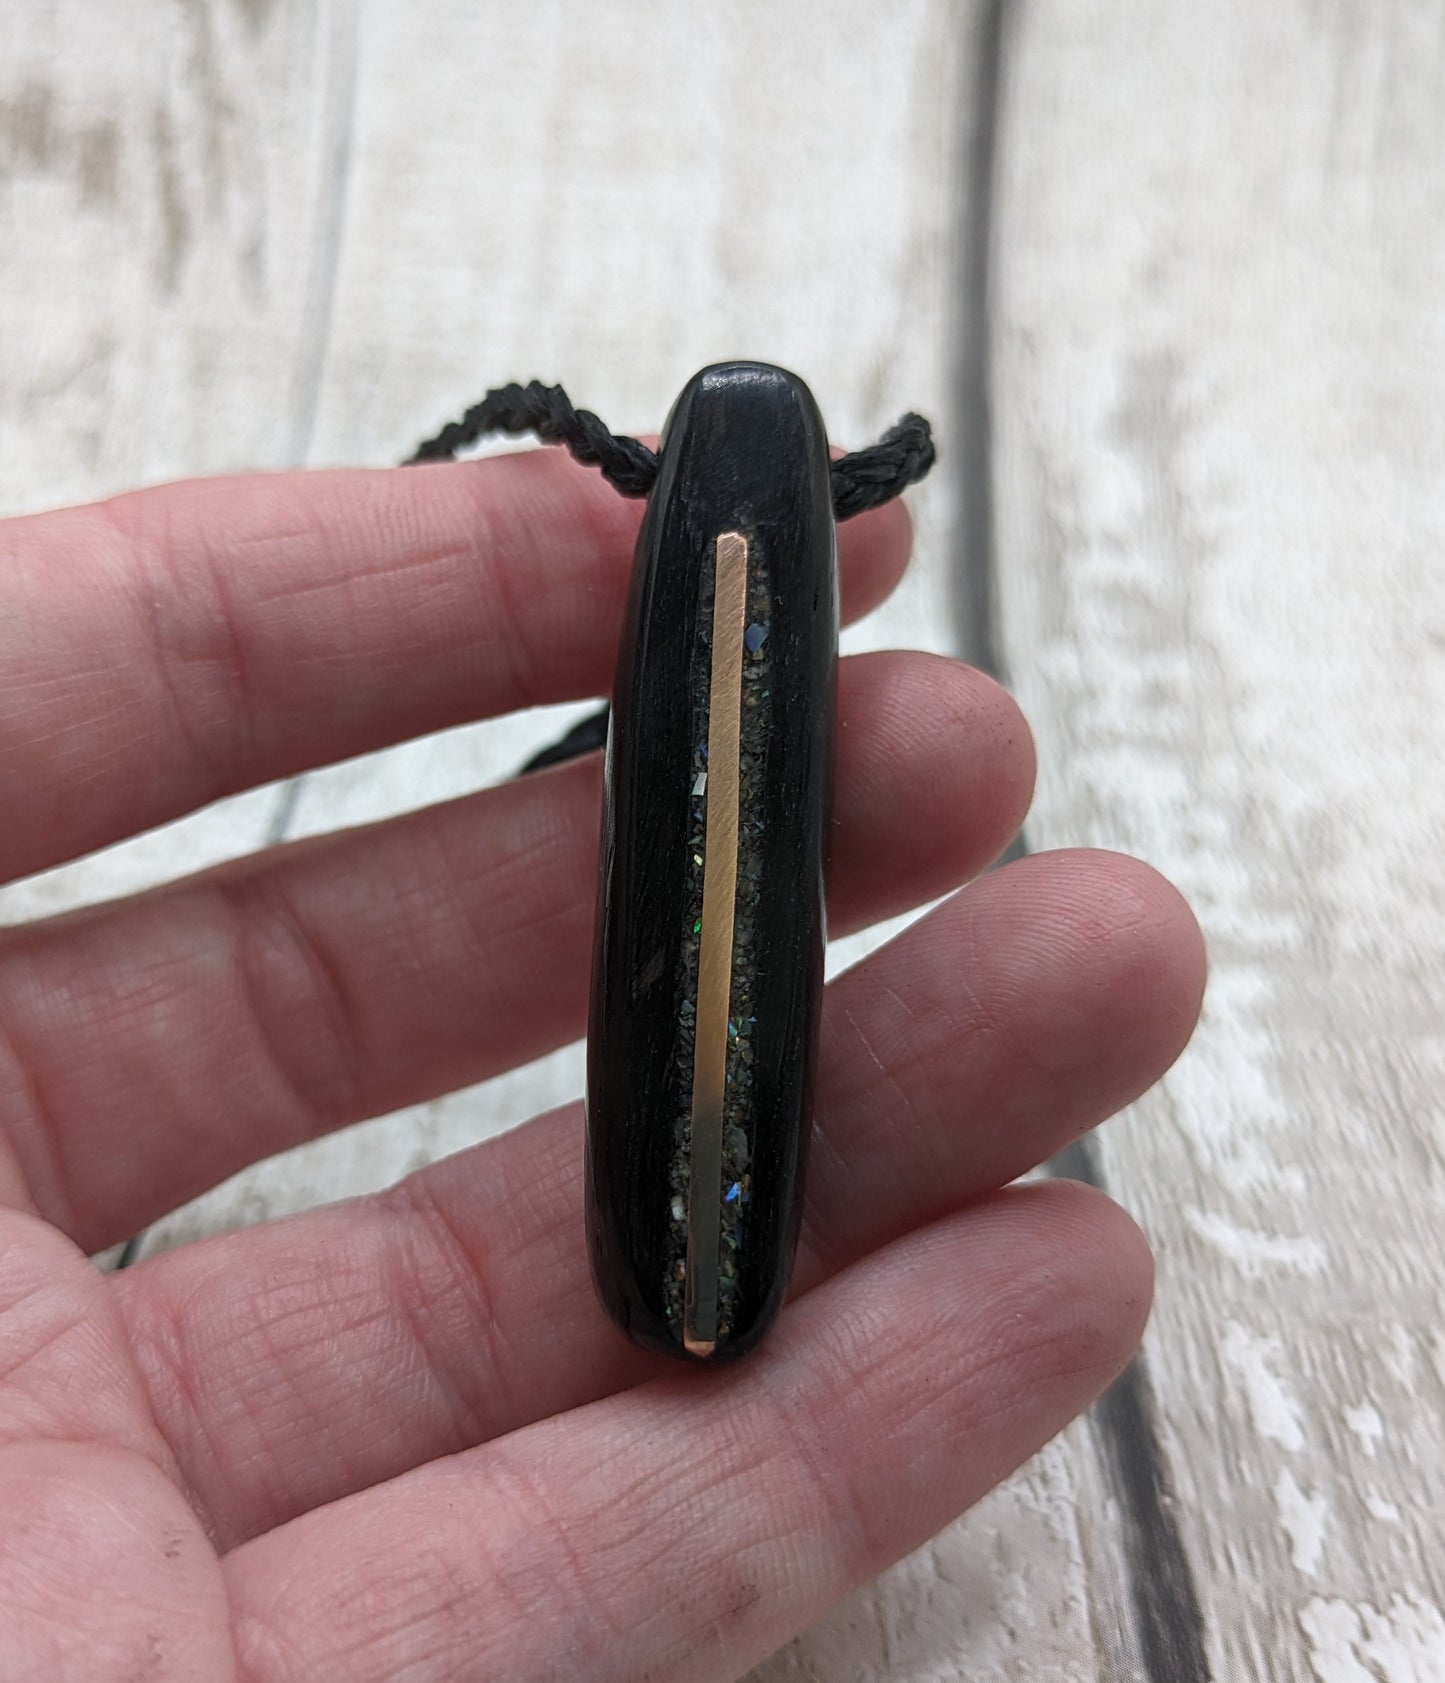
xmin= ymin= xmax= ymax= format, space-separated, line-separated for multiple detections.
xmin=406 ymin=379 xmax=934 ymax=518
xmin=405 ymin=379 xmax=936 ymax=770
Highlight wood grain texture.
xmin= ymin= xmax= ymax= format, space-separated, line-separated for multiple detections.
xmin=993 ymin=4 xmax=1445 ymax=1679
xmin=0 ymin=0 xmax=356 ymax=509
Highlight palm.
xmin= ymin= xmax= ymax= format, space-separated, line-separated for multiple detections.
xmin=0 ymin=452 xmax=1203 ymax=1681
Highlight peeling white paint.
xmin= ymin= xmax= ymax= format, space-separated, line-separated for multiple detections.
xmin=1275 ymin=1469 xmax=1328 ymax=1575
xmin=1382 ymin=1326 xmax=1417 ymax=1389
xmin=1344 ymin=1403 xmax=1385 ymax=1458
xmin=1429 ymin=1327 xmax=1445 ymax=1393
xmin=1222 ymin=1321 xmax=1307 ymax=1451
xmin=1365 ymin=1493 xmax=1401 ymax=1524
xmin=1187 ymin=1209 xmax=1329 ymax=1278
xmin=1301 ymin=1593 xmax=1445 ymax=1683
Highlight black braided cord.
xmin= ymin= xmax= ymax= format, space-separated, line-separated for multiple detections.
xmin=406 ymin=379 xmax=936 ymax=772
xmin=407 ymin=379 xmax=934 ymax=518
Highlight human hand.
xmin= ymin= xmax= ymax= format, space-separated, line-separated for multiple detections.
xmin=0 ymin=448 xmax=1204 ymax=1680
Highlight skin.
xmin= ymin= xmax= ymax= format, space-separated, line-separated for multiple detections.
xmin=0 ymin=448 xmax=1205 ymax=1682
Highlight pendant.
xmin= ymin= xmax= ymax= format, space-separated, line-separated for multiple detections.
xmin=586 ymin=362 xmax=836 ymax=1363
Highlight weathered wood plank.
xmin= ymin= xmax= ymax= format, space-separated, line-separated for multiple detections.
xmin=992 ymin=4 xmax=1445 ymax=1679
xmin=0 ymin=0 xmax=357 ymax=509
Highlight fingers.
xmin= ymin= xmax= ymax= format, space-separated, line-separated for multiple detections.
xmin=115 ymin=850 xmax=1204 ymax=1547
xmin=221 ymin=1183 xmax=1151 ymax=1683
xmin=0 ymin=1440 xmax=232 ymax=1683
xmin=1 ymin=651 xmax=1028 ymax=1250
xmin=797 ymin=846 xmax=1203 ymax=1278
xmin=0 ymin=1207 xmax=230 ymax=1681
xmin=0 ymin=1208 xmax=175 ymax=1469
xmin=0 ymin=457 xmax=908 ymax=882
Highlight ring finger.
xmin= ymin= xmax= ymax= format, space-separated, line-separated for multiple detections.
xmin=117 ymin=848 xmax=1204 ymax=1547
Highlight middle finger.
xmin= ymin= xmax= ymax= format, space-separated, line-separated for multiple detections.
xmin=0 ymin=650 xmax=1028 ymax=1252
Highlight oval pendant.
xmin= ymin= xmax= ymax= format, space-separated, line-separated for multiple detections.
xmin=586 ymin=362 xmax=837 ymax=1362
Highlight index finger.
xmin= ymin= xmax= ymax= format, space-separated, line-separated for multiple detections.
xmin=0 ymin=453 xmax=910 ymax=883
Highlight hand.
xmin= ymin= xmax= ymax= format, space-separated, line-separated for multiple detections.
xmin=0 ymin=450 xmax=1204 ymax=1681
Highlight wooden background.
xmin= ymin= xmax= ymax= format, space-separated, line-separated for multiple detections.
xmin=2 ymin=3 xmax=1442 ymax=1678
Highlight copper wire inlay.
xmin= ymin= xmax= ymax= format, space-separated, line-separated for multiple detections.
xmin=683 ymin=530 xmax=749 ymax=1357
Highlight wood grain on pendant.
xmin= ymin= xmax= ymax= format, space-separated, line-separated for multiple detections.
xmin=586 ymin=364 xmax=838 ymax=1363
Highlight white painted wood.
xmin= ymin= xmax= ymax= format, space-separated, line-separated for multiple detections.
xmin=993 ymin=4 xmax=1445 ymax=1680
xmin=0 ymin=1 xmax=358 ymax=510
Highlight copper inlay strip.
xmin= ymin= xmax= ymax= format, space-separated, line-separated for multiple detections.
xmin=684 ymin=530 xmax=749 ymax=1357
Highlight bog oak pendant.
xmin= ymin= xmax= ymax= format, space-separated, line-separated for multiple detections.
xmin=586 ymin=363 xmax=837 ymax=1362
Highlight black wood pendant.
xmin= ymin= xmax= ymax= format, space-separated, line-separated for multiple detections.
xmin=408 ymin=362 xmax=930 ymax=1361
xmin=586 ymin=362 xmax=837 ymax=1363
